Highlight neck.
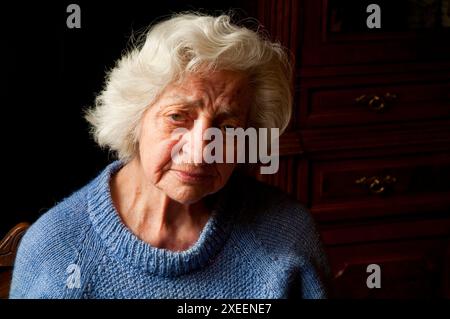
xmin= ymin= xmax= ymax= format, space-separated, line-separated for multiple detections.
xmin=110 ymin=157 xmax=211 ymax=251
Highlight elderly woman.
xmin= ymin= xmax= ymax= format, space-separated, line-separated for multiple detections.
xmin=10 ymin=13 xmax=329 ymax=299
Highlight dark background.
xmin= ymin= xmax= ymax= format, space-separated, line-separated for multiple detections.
xmin=2 ymin=1 xmax=257 ymax=236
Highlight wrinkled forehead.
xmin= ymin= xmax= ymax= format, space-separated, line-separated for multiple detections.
xmin=160 ymin=70 xmax=253 ymax=115
xmin=174 ymin=69 xmax=250 ymax=97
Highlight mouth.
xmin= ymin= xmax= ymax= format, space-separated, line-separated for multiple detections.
xmin=172 ymin=169 xmax=215 ymax=184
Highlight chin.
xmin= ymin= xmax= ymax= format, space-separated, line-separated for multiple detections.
xmin=162 ymin=182 xmax=209 ymax=204
xmin=158 ymin=172 xmax=223 ymax=204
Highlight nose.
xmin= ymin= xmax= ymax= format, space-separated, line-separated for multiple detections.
xmin=181 ymin=117 xmax=211 ymax=164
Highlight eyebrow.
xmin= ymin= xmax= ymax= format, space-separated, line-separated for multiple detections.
xmin=167 ymin=95 xmax=244 ymax=119
xmin=169 ymin=95 xmax=203 ymax=107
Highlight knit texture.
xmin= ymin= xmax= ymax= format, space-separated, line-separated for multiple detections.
xmin=10 ymin=161 xmax=330 ymax=299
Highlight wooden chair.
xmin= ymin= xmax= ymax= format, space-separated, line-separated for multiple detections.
xmin=0 ymin=223 xmax=30 ymax=299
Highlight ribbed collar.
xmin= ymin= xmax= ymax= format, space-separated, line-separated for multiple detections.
xmin=87 ymin=160 xmax=235 ymax=277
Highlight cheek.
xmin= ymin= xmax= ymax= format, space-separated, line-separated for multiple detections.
xmin=138 ymin=131 xmax=178 ymax=179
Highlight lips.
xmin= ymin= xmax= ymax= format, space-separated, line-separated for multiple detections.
xmin=172 ymin=169 xmax=215 ymax=183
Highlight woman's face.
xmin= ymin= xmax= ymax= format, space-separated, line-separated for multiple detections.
xmin=137 ymin=70 xmax=253 ymax=204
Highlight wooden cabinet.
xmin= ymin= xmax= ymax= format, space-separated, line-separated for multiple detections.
xmin=327 ymin=237 xmax=449 ymax=298
xmin=299 ymin=0 xmax=450 ymax=66
xmin=256 ymin=0 xmax=450 ymax=298
xmin=298 ymin=71 xmax=450 ymax=128
xmin=311 ymin=153 xmax=450 ymax=221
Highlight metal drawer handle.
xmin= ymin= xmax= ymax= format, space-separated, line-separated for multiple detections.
xmin=355 ymin=175 xmax=397 ymax=195
xmin=355 ymin=92 xmax=398 ymax=112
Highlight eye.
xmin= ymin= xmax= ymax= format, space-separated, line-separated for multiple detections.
xmin=221 ymin=124 xmax=237 ymax=131
xmin=169 ymin=113 xmax=185 ymax=122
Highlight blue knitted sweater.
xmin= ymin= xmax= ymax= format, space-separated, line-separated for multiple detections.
xmin=10 ymin=161 xmax=329 ymax=299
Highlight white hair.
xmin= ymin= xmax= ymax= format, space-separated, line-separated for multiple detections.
xmin=85 ymin=13 xmax=293 ymax=162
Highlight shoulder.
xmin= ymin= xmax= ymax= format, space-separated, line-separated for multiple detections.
xmin=232 ymin=174 xmax=319 ymax=251
xmin=21 ymin=181 xmax=92 ymax=253
xmin=29 ymin=183 xmax=91 ymax=237
xmin=230 ymin=174 xmax=331 ymax=297
xmin=10 ymin=183 xmax=96 ymax=298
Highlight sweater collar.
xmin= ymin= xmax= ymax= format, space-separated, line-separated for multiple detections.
xmin=87 ymin=160 xmax=235 ymax=277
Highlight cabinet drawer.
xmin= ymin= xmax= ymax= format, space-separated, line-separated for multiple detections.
xmin=321 ymin=217 xmax=450 ymax=298
xmin=310 ymin=154 xmax=450 ymax=220
xmin=326 ymin=238 xmax=450 ymax=299
xmin=302 ymin=80 xmax=450 ymax=127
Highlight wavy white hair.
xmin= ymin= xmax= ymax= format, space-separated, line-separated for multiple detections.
xmin=85 ymin=13 xmax=293 ymax=162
